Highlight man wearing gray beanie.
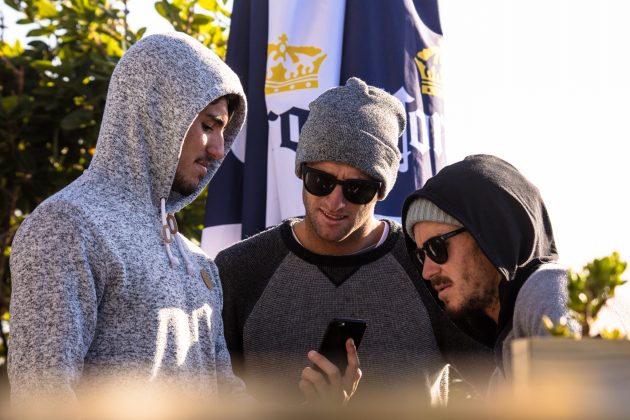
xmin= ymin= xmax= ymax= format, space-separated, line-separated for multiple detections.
xmin=216 ymin=78 xmax=491 ymax=404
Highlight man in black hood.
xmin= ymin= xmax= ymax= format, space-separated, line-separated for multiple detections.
xmin=402 ymin=154 xmax=574 ymax=384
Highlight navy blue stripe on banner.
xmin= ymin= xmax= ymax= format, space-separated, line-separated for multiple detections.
xmin=340 ymin=0 xmax=444 ymax=218
xmin=412 ymin=0 xmax=442 ymax=35
xmin=204 ymin=0 xmax=269 ymax=237
xmin=239 ymin=0 xmax=269 ymax=238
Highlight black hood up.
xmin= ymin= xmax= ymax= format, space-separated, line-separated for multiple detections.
xmin=401 ymin=154 xmax=558 ymax=348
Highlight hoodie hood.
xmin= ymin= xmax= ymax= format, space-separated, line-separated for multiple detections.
xmin=402 ymin=154 xmax=557 ymax=283
xmin=402 ymin=154 xmax=558 ymax=346
xmin=89 ymin=32 xmax=247 ymax=213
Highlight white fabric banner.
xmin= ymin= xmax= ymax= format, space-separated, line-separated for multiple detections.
xmin=264 ymin=0 xmax=346 ymax=225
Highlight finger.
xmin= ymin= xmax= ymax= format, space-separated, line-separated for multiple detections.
xmin=350 ymin=368 xmax=362 ymax=396
xmin=299 ymin=376 xmax=319 ymax=403
xmin=301 ymin=364 xmax=334 ymax=400
xmin=306 ymin=351 xmax=343 ymax=399
xmin=308 ymin=350 xmax=341 ymax=385
xmin=343 ymin=339 xmax=362 ymax=393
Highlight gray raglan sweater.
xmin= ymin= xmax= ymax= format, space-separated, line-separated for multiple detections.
xmin=216 ymin=219 xmax=494 ymax=403
xmin=9 ymin=33 xmax=248 ymax=402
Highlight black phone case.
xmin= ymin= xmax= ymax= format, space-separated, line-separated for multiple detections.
xmin=315 ymin=318 xmax=367 ymax=375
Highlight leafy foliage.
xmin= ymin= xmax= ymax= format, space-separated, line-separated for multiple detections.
xmin=545 ymin=252 xmax=628 ymax=339
xmin=154 ymin=0 xmax=230 ymax=59
xmin=0 ymin=0 xmax=231 ymax=371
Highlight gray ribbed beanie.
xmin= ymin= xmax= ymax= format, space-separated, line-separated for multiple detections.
xmin=405 ymin=198 xmax=463 ymax=240
xmin=295 ymin=77 xmax=405 ymax=199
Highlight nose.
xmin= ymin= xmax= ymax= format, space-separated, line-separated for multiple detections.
xmin=421 ymin=256 xmax=441 ymax=280
xmin=206 ymin=131 xmax=225 ymax=160
xmin=324 ymin=184 xmax=346 ymax=211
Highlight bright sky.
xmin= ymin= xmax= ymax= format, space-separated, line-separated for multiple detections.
xmin=439 ymin=0 xmax=630 ymax=271
xmin=3 ymin=0 xmax=629 ymax=271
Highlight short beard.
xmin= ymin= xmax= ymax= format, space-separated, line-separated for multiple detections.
xmin=171 ymin=173 xmax=198 ymax=196
xmin=439 ymin=249 xmax=500 ymax=320
xmin=444 ymin=278 xmax=496 ymax=320
xmin=302 ymin=189 xmax=354 ymax=243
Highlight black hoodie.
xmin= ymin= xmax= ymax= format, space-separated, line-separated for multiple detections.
xmin=402 ymin=154 xmax=558 ymax=371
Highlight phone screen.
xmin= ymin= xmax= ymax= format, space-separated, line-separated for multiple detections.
xmin=315 ymin=318 xmax=367 ymax=375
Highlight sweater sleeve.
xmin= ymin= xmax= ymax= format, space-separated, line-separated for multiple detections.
xmin=206 ymin=261 xmax=252 ymax=402
xmin=215 ymin=249 xmax=245 ymax=377
xmin=8 ymin=202 xmax=104 ymax=404
xmin=512 ymin=265 xmax=574 ymax=337
xmin=215 ymin=224 xmax=289 ymax=379
xmin=213 ymin=302 xmax=253 ymax=402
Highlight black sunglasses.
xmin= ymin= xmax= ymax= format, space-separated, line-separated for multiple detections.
xmin=412 ymin=227 xmax=466 ymax=266
xmin=302 ymin=166 xmax=382 ymax=205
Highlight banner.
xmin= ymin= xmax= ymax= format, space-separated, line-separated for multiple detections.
xmin=202 ymin=0 xmax=445 ymax=258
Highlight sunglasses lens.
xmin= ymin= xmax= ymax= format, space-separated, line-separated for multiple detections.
xmin=426 ymin=238 xmax=448 ymax=264
xmin=304 ymin=171 xmax=335 ymax=196
xmin=413 ymin=248 xmax=426 ymax=265
xmin=416 ymin=227 xmax=465 ymax=267
xmin=303 ymin=167 xmax=380 ymax=204
xmin=342 ymin=182 xmax=379 ymax=205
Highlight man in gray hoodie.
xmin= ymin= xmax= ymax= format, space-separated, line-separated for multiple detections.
xmin=8 ymin=33 xmax=357 ymax=408
xmin=8 ymin=32 xmax=248 ymax=404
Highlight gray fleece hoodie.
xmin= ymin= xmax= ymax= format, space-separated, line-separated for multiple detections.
xmin=9 ymin=32 xmax=248 ymax=402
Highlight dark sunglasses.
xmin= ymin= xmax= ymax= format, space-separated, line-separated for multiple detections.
xmin=412 ymin=227 xmax=467 ymax=266
xmin=302 ymin=166 xmax=382 ymax=205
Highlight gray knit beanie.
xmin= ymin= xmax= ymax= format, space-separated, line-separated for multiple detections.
xmin=295 ymin=77 xmax=405 ymax=199
xmin=405 ymin=198 xmax=463 ymax=240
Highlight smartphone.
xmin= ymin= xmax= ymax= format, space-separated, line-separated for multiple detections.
xmin=314 ymin=318 xmax=367 ymax=376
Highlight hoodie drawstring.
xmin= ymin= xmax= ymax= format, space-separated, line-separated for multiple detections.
xmin=160 ymin=198 xmax=198 ymax=275
xmin=160 ymin=198 xmax=180 ymax=267
xmin=175 ymin=234 xmax=198 ymax=276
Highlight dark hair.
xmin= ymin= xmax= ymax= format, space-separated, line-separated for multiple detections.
xmin=212 ymin=94 xmax=239 ymax=120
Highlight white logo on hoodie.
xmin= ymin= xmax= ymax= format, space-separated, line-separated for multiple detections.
xmin=150 ymin=304 xmax=213 ymax=380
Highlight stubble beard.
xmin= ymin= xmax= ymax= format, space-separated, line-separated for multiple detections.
xmin=443 ymin=274 xmax=496 ymax=320
xmin=172 ymin=170 xmax=199 ymax=196
xmin=304 ymin=201 xmax=353 ymax=243
xmin=302 ymin=190 xmax=374 ymax=246
xmin=440 ymin=255 xmax=499 ymax=320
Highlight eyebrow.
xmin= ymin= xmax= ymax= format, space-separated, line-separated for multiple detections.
xmin=205 ymin=113 xmax=228 ymax=127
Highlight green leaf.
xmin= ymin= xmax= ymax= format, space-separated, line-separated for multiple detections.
xmin=34 ymin=0 xmax=58 ymax=19
xmin=192 ymin=14 xmax=212 ymax=25
xmin=30 ymin=59 xmax=56 ymax=70
xmin=136 ymin=27 xmax=147 ymax=39
xmin=1 ymin=40 xmax=25 ymax=57
xmin=100 ymin=33 xmax=124 ymax=58
xmin=60 ymin=108 xmax=93 ymax=130
xmin=27 ymin=40 xmax=50 ymax=50
xmin=198 ymin=0 xmax=218 ymax=11
xmin=26 ymin=26 xmax=56 ymax=37
xmin=155 ymin=1 xmax=169 ymax=18
xmin=1 ymin=96 xmax=20 ymax=114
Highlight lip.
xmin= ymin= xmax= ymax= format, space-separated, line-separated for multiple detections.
xmin=194 ymin=160 xmax=208 ymax=175
xmin=435 ymin=284 xmax=452 ymax=298
xmin=320 ymin=209 xmax=347 ymax=223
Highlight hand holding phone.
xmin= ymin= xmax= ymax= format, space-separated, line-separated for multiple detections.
xmin=315 ymin=318 xmax=366 ymax=375
xmin=300 ymin=318 xmax=366 ymax=405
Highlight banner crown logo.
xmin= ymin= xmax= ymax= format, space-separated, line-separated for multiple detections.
xmin=414 ymin=46 xmax=443 ymax=98
xmin=265 ymin=34 xmax=328 ymax=94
